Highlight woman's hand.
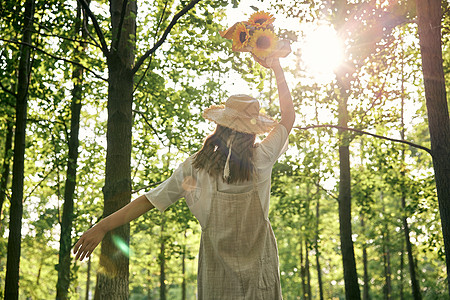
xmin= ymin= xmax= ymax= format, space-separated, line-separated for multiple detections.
xmin=252 ymin=54 xmax=281 ymax=70
xmin=73 ymin=222 xmax=107 ymax=261
xmin=72 ymin=195 xmax=155 ymax=261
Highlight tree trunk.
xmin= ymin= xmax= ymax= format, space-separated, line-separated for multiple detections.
xmin=160 ymin=217 xmax=166 ymax=300
xmin=415 ymin=0 xmax=450 ymax=294
xmin=305 ymin=240 xmax=312 ymax=300
xmin=147 ymin=269 xmax=153 ymax=299
xmin=400 ymin=241 xmax=404 ymax=300
xmin=400 ymin=33 xmax=422 ymax=300
xmin=338 ymin=144 xmax=360 ymax=300
xmin=94 ymin=0 xmax=136 ymax=298
xmin=4 ymin=0 xmax=34 ymax=298
xmin=381 ymin=194 xmax=392 ymax=300
xmin=313 ymin=102 xmax=324 ymax=300
xmin=0 ymin=121 xmax=13 ymax=220
xmin=315 ymin=197 xmax=324 ymax=300
xmin=401 ymin=195 xmax=422 ymax=299
xmin=85 ymin=256 xmax=92 ymax=300
xmin=361 ymin=216 xmax=369 ymax=300
xmin=56 ymin=3 xmax=86 ymax=299
xmin=36 ymin=258 xmax=42 ymax=285
xmin=300 ymin=238 xmax=307 ymax=299
xmin=182 ymin=230 xmax=187 ymax=300
xmin=336 ymin=70 xmax=361 ymax=300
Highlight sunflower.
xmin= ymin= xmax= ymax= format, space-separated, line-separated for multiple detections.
xmin=249 ymin=29 xmax=278 ymax=58
xmin=231 ymin=22 xmax=250 ymax=49
xmin=248 ymin=11 xmax=275 ymax=28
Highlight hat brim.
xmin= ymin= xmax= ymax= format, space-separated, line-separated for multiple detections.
xmin=203 ymin=105 xmax=277 ymax=134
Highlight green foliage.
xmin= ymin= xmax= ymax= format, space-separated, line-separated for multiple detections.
xmin=0 ymin=0 xmax=447 ymax=298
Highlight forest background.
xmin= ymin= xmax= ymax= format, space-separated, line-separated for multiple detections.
xmin=0 ymin=0 xmax=449 ymax=299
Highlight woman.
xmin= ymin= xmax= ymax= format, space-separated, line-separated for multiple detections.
xmin=73 ymin=56 xmax=295 ymax=299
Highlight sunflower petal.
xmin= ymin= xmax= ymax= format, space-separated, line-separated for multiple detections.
xmin=248 ymin=11 xmax=275 ymax=28
xmin=231 ymin=22 xmax=251 ymax=50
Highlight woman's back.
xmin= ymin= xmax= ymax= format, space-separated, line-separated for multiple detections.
xmin=144 ymin=123 xmax=289 ymax=227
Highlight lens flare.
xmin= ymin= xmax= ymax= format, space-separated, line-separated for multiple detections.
xmin=112 ymin=234 xmax=132 ymax=258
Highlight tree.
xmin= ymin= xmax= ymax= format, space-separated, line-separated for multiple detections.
xmin=55 ymin=1 xmax=88 ymax=298
xmin=76 ymin=0 xmax=209 ymax=297
xmin=92 ymin=0 xmax=137 ymax=295
xmin=335 ymin=65 xmax=361 ymax=299
xmin=0 ymin=122 xmax=13 ymax=221
xmin=399 ymin=38 xmax=421 ymax=299
xmin=302 ymin=2 xmax=411 ymax=298
xmin=415 ymin=0 xmax=450 ymax=293
xmin=4 ymin=0 xmax=35 ymax=298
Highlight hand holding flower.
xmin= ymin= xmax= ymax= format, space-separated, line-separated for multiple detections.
xmin=252 ymin=54 xmax=280 ymax=70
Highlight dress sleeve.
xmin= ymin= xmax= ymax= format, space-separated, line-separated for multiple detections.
xmin=144 ymin=158 xmax=191 ymax=212
xmin=257 ymin=123 xmax=289 ymax=165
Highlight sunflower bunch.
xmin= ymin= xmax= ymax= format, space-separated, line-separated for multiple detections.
xmin=220 ymin=11 xmax=290 ymax=59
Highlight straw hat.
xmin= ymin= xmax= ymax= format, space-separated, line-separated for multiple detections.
xmin=202 ymin=94 xmax=277 ymax=134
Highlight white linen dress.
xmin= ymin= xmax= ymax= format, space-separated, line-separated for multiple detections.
xmin=145 ymin=124 xmax=288 ymax=299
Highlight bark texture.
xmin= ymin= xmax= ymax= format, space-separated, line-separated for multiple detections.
xmin=56 ymin=4 xmax=86 ymax=298
xmin=4 ymin=0 xmax=34 ymax=298
xmin=415 ymin=0 xmax=450 ymax=293
xmin=336 ymin=72 xmax=361 ymax=300
xmin=94 ymin=0 xmax=136 ymax=298
xmin=0 ymin=121 xmax=13 ymax=220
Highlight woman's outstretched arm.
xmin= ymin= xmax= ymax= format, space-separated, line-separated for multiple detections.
xmin=73 ymin=195 xmax=154 ymax=261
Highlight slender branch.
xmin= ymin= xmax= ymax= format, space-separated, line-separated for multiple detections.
xmin=3 ymin=190 xmax=12 ymax=204
xmin=359 ymin=70 xmax=388 ymax=121
xmin=153 ymin=0 xmax=170 ymax=43
xmin=0 ymin=48 xmax=17 ymax=103
xmin=314 ymin=181 xmax=338 ymax=201
xmin=442 ymin=6 xmax=450 ymax=19
xmin=133 ymin=109 xmax=167 ymax=146
xmin=358 ymin=42 xmax=398 ymax=123
xmin=295 ymin=124 xmax=432 ymax=155
xmin=132 ymin=0 xmax=201 ymax=74
xmin=28 ymin=117 xmax=67 ymax=126
xmin=132 ymin=155 xmax=143 ymax=182
xmin=82 ymin=7 xmax=102 ymax=50
xmin=77 ymin=0 xmax=109 ymax=56
xmin=133 ymin=47 xmax=154 ymax=94
xmin=0 ymin=38 xmax=107 ymax=81
xmin=24 ymin=167 xmax=55 ymax=202
xmin=112 ymin=0 xmax=129 ymax=51
xmin=26 ymin=7 xmax=102 ymax=49
xmin=133 ymin=0 xmax=169 ymax=93
xmin=32 ymin=30 xmax=99 ymax=48
xmin=0 ymin=81 xmax=16 ymax=98
xmin=132 ymin=181 xmax=164 ymax=194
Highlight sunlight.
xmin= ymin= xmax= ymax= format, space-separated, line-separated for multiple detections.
xmin=300 ymin=25 xmax=344 ymax=82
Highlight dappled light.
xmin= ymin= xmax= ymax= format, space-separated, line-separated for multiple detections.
xmin=1 ymin=0 xmax=449 ymax=299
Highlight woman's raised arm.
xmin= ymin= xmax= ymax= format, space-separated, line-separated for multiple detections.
xmin=253 ymin=55 xmax=295 ymax=133
xmin=271 ymin=59 xmax=295 ymax=133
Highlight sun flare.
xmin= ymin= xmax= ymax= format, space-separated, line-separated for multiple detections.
xmin=301 ymin=25 xmax=344 ymax=82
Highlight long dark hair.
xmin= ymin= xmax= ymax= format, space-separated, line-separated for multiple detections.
xmin=193 ymin=125 xmax=256 ymax=184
